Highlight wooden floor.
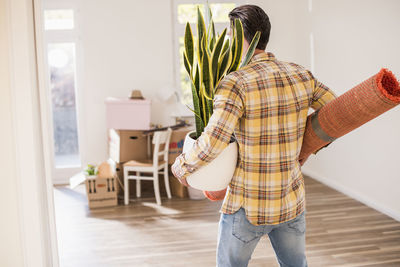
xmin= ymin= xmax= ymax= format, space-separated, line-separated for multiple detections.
xmin=54 ymin=176 xmax=400 ymax=267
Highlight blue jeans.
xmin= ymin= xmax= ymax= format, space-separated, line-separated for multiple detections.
xmin=217 ymin=208 xmax=307 ymax=267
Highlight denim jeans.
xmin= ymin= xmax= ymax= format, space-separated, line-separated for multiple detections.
xmin=217 ymin=208 xmax=307 ymax=267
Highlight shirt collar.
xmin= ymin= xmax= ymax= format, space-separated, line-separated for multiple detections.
xmin=249 ymin=52 xmax=276 ymax=64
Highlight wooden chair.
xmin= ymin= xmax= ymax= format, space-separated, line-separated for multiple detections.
xmin=123 ymin=128 xmax=172 ymax=205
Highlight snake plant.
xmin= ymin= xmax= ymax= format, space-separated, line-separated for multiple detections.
xmin=183 ymin=7 xmax=261 ymax=138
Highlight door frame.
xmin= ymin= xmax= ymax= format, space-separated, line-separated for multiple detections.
xmin=6 ymin=0 xmax=59 ymax=265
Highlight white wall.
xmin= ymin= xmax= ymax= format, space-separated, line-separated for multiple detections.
xmin=0 ymin=1 xmax=24 ymax=265
xmin=302 ymin=0 xmax=400 ymax=220
xmin=251 ymin=0 xmax=310 ymax=68
xmin=77 ymin=0 xmax=177 ymax=165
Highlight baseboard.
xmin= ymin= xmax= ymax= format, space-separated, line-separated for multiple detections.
xmin=302 ymin=167 xmax=400 ymax=222
xmin=53 ymin=178 xmax=69 ymax=186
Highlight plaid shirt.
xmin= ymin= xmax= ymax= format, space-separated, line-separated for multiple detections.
xmin=172 ymin=52 xmax=337 ymax=225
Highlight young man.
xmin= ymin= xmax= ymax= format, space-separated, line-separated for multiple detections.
xmin=172 ymin=5 xmax=337 ymax=267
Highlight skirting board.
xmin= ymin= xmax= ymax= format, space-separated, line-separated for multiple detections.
xmin=53 ymin=177 xmax=70 ymax=186
xmin=302 ymin=167 xmax=400 ymax=222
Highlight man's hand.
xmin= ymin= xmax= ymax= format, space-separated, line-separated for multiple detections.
xmin=171 ymin=156 xmax=190 ymax=187
xmin=299 ymin=155 xmax=309 ymax=166
xmin=177 ymin=176 xmax=190 ymax=187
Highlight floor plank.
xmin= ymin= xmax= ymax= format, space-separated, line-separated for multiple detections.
xmin=54 ymin=176 xmax=400 ymax=267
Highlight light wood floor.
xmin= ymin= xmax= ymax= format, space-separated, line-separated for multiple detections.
xmin=54 ymin=176 xmax=400 ymax=267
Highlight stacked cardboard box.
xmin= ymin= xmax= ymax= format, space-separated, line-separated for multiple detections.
xmin=168 ymin=127 xmax=192 ymax=164
xmin=109 ymin=129 xmax=149 ymax=163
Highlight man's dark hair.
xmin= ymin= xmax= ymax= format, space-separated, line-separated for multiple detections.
xmin=229 ymin=5 xmax=271 ymax=50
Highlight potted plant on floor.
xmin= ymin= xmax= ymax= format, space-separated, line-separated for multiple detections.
xmin=181 ymin=6 xmax=260 ymax=196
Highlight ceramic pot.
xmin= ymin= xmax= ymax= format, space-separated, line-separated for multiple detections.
xmin=183 ymin=131 xmax=238 ymax=191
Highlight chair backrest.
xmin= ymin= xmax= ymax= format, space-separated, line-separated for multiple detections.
xmin=152 ymin=128 xmax=172 ymax=166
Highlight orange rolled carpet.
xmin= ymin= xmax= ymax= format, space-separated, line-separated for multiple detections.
xmin=299 ymin=68 xmax=400 ymax=162
xmin=204 ymin=68 xmax=400 ymax=201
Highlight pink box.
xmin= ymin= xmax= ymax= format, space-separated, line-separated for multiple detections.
xmin=105 ymin=97 xmax=151 ymax=130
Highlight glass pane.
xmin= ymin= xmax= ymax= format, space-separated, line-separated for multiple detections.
xmin=210 ymin=3 xmax=236 ymax=23
xmin=178 ymin=3 xmax=236 ymax=24
xmin=48 ymin=43 xmax=81 ymax=168
xmin=44 ymin=9 xmax=74 ymax=30
xmin=179 ymin=37 xmax=192 ymax=105
xmin=177 ymin=4 xmax=204 ymax=24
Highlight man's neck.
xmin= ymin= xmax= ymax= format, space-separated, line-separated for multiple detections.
xmin=253 ymin=49 xmax=265 ymax=56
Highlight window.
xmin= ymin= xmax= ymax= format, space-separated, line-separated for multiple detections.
xmin=44 ymin=8 xmax=81 ymax=169
xmin=47 ymin=42 xmax=80 ymax=167
xmin=173 ymin=0 xmax=242 ymax=106
xmin=44 ymin=9 xmax=74 ymax=30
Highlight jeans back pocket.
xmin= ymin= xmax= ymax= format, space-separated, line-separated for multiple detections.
xmin=232 ymin=209 xmax=264 ymax=243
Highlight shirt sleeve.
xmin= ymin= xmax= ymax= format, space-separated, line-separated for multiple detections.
xmin=308 ymin=73 xmax=338 ymax=154
xmin=310 ymin=76 xmax=337 ymax=110
xmin=172 ymin=73 xmax=245 ymax=180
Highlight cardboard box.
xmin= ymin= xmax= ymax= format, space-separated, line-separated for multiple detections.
xmin=105 ymin=98 xmax=151 ymax=130
xmin=85 ymin=176 xmax=118 ymax=209
xmin=168 ymin=127 xmax=193 ymax=164
xmin=109 ymin=129 xmax=149 ymax=163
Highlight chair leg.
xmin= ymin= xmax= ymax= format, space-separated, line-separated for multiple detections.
xmin=124 ymin=168 xmax=129 ymax=205
xmin=136 ymin=172 xmax=141 ymax=198
xmin=164 ymin=164 xmax=172 ymax=199
xmin=153 ymin=171 xmax=161 ymax=205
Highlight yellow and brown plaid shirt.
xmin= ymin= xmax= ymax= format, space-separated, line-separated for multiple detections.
xmin=173 ymin=52 xmax=337 ymax=225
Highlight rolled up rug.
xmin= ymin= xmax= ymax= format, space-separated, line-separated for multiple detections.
xmin=299 ymin=68 xmax=400 ymax=162
xmin=204 ymin=68 xmax=400 ymax=201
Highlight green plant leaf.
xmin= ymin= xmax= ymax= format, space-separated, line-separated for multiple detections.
xmin=189 ymin=79 xmax=204 ymax=138
xmin=211 ymin=21 xmax=216 ymax=42
xmin=216 ymin=39 xmax=230 ymax=78
xmin=228 ymin=28 xmax=237 ymax=72
xmin=206 ymin=2 xmax=212 ymax=24
xmin=194 ymin=64 xmax=200 ymax=95
xmin=183 ymin=51 xmax=191 ymax=76
xmin=208 ymin=20 xmax=216 ymax=47
xmin=240 ymin=31 xmax=261 ymax=68
xmin=184 ymin=22 xmax=194 ymax=66
xmin=201 ymin=83 xmax=213 ymax=101
xmin=202 ymin=84 xmax=210 ymax=125
xmin=230 ymin=19 xmax=244 ymax=72
xmin=211 ymin=28 xmax=227 ymax=86
xmin=202 ymin=48 xmax=213 ymax=97
xmin=217 ymin=42 xmax=233 ymax=83
xmin=220 ymin=39 xmax=230 ymax=60
xmin=194 ymin=64 xmax=204 ymax=125
xmin=207 ymin=99 xmax=213 ymax=120
xmin=185 ymin=104 xmax=203 ymax=123
xmin=201 ymin=91 xmax=208 ymax=126
xmin=197 ymin=7 xmax=206 ymax=61
xmin=209 ymin=36 xmax=215 ymax=51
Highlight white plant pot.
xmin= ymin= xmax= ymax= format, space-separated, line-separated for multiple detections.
xmin=183 ymin=131 xmax=238 ymax=191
